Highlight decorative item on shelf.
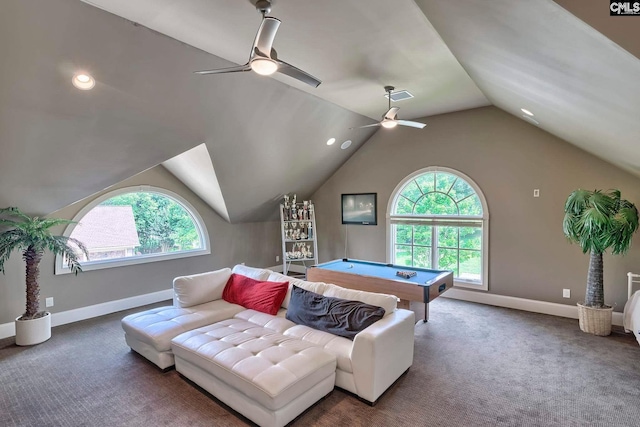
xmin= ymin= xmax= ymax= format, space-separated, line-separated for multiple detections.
xmin=283 ymin=194 xmax=290 ymax=220
xmin=279 ymin=195 xmax=318 ymax=274
xmin=563 ymin=189 xmax=639 ymax=336
xmin=291 ymin=194 xmax=297 ymax=220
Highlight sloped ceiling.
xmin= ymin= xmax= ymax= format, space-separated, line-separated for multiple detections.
xmin=1 ymin=0 xmax=639 ymax=223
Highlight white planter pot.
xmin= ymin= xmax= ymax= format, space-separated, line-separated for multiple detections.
xmin=15 ymin=312 xmax=52 ymax=346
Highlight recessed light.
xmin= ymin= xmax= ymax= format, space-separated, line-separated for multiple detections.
xmin=72 ymin=73 xmax=95 ymax=90
xmin=326 ymin=138 xmax=336 ymax=146
xmin=521 ymin=108 xmax=534 ymax=116
xmin=522 ymin=115 xmax=539 ymax=125
xmin=340 ymin=140 xmax=352 ymax=150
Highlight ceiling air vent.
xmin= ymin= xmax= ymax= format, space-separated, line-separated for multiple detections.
xmin=385 ymin=89 xmax=414 ymax=102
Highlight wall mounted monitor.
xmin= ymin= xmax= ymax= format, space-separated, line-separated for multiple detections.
xmin=341 ymin=193 xmax=377 ymax=225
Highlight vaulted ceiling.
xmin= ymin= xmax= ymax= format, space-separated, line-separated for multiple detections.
xmin=1 ymin=0 xmax=638 ymax=222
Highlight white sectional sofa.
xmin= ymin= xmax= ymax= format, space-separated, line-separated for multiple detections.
xmin=121 ymin=264 xmax=415 ymax=427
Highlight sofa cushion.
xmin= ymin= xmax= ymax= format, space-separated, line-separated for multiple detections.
xmin=266 ymin=271 xmax=328 ymax=308
xmin=173 ymin=268 xmax=232 ymax=308
xmin=234 ymin=309 xmax=296 ymax=333
xmin=232 ymin=264 xmax=272 ymax=281
xmin=223 ymin=274 xmax=289 ymax=315
xmin=121 ymin=299 xmax=244 ymax=352
xmin=285 ymin=285 xmax=386 ymax=339
xmin=323 ymin=283 xmax=398 ymax=317
xmin=283 ymin=324 xmax=354 ymax=374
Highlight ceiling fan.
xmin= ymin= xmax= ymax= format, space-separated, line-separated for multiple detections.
xmin=194 ymin=0 xmax=321 ymax=88
xmin=356 ymin=86 xmax=426 ymax=129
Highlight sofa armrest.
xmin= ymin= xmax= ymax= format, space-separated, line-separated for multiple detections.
xmin=350 ymin=308 xmax=415 ymax=403
xmin=173 ymin=268 xmax=232 ymax=308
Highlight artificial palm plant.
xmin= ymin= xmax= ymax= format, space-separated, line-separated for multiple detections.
xmin=563 ymin=189 xmax=639 ymax=309
xmin=0 ymin=207 xmax=87 ymax=321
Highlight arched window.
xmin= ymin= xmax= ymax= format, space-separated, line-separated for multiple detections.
xmin=55 ymin=186 xmax=210 ymax=274
xmin=387 ymin=167 xmax=489 ymax=290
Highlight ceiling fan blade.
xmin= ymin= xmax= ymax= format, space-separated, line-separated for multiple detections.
xmin=396 ymin=120 xmax=427 ymax=129
xmin=252 ymin=17 xmax=281 ymax=58
xmin=275 ymin=59 xmax=322 ymax=88
xmin=194 ymin=64 xmax=251 ymax=75
xmin=352 ymin=123 xmax=382 ymax=129
xmin=383 ymin=107 xmax=400 ymax=120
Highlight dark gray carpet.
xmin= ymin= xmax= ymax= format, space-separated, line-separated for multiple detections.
xmin=2 ymin=298 xmax=639 ymax=427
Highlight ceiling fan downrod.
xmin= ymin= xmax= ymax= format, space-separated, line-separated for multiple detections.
xmin=384 ymin=85 xmax=395 ymax=109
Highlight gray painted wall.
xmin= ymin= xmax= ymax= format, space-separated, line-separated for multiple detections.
xmin=0 ymin=166 xmax=280 ymax=324
xmin=311 ymin=106 xmax=640 ymax=311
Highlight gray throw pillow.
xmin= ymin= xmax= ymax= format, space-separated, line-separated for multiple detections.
xmin=286 ymin=285 xmax=385 ymax=339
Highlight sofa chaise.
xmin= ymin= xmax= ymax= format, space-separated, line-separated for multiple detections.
xmin=121 ymin=264 xmax=415 ymax=427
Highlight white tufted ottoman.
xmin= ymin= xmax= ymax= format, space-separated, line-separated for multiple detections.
xmin=171 ymin=317 xmax=337 ymax=427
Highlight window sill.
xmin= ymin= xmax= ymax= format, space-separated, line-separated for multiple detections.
xmin=55 ymin=248 xmax=211 ymax=275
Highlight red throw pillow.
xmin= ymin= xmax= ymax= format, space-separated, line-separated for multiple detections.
xmin=222 ymin=273 xmax=289 ymax=315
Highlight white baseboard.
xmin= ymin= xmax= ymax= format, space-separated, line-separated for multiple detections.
xmin=442 ymin=288 xmax=624 ymax=327
xmin=0 ymin=289 xmax=173 ymax=340
xmin=0 ymin=322 xmax=15 ymax=340
xmin=1 ymin=286 xmax=625 ymax=340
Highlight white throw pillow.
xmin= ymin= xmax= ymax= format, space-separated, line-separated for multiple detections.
xmin=173 ymin=268 xmax=232 ymax=308
xmin=231 ymin=264 xmax=272 ymax=281
xmin=322 ymin=283 xmax=397 ymax=316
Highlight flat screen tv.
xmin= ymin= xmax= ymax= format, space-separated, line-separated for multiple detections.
xmin=341 ymin=193 xmax=377 ymax=225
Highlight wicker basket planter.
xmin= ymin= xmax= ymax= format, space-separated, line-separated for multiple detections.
xmin=577 ymin=303 xmax=613 ymax=336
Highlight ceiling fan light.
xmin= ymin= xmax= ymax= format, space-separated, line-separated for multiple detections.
xmin=381 ymin=119 xmax=398 ymax=129
xmin=251 ymin=58 xmax=278 ymax=75
xmin=72 ymin=73 xmax=95 ymax=90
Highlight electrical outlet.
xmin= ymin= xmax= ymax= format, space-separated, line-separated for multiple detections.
xmin=562 ymin=289 xmax=570 ymax=298
xmin=533 ymin=189 xmax=540 ymax=197
xmin=45 ymin=297 xmax=54 ymax=307
xmin=276 ymin=255 xmax=280 ymax=262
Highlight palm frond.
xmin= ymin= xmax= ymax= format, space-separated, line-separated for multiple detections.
xmin=588 ymin=191 xmax=616 ymax=216
xmin=0 ymin=206 xmax=86 ymax=274
xmin=0 ymin=229 xmax=30 ymax=273
xmin=0 ymin=207 xmax=31 ymax=221
xmin=48 ymin=236 xmax=86 ymax=275
xmin=563 ymin=189 xmax=638 ymax=255
xmin=564 ymin=189 xmax=591 ymax=215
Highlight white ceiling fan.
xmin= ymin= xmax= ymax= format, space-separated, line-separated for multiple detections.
xmin=356 ymin=86 xmax=426 ymax=129
xmin=194 ymin=0 xmax=321 ymax=88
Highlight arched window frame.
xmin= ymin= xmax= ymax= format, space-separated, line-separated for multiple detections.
xmin=386 ymin=166 xmax=489 ymax=290
xmin=55 ymin=185 xmax=210 ymax=275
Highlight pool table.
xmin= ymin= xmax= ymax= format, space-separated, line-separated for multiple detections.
xmin=306 ymin=258 xmax=453 ymax=322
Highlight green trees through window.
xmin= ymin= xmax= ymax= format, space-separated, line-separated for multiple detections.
xmin=58 ymin=188 xmax=209 ymax=273
xmin=101 ymin=192 xmax=201 ymax=255
xmin=390 ymin=169 xmax=487 ymax=287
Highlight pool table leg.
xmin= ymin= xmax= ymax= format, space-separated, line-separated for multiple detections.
xmin=424 ymin=302 xmax=429 ymax=322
